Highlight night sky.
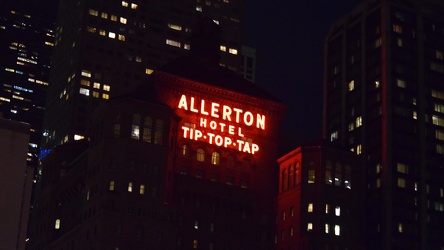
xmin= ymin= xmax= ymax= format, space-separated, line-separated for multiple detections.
xmin=243 ymin=0 xmax=363 ymax=154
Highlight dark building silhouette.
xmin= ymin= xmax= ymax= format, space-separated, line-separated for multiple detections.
xmin=275 ymin=143 xmax=362 ymax=250
xmin=41 ymin=0 xmax=249 ymax=150
xmin=324 ymin=0 xmax=444 ymax=249
xmin=28 ymin=20 xmax=286 ymax=249
xmin=0 ymin=2 xmax=54 ymax=168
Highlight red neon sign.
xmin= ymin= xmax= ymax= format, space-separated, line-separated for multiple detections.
xmin=178 ymin=94 xmax=263 ymax=154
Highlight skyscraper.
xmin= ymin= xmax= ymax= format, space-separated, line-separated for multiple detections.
xmin=42 ymin=0 xmax=247 ymax=150
xmin=324 ymin=0 xmax=444 ymax=249
xmin=0 ymin=2 xmax=54 ymax=168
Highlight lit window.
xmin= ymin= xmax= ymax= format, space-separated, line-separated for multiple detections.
xmin=109 ymin=181 xmax=115 ymax=191
xmin=344 ymin=165 xmax=351 ymax=189
xmin=128 ymin=182 xmax=133 ymax=192
xmin=220 ymin=45 xmax=226 ymax=52
xmin=182 ymin=145 xmax=189 ymax=156
xmin=184 ymin=44 xmax=190 ymax=50
xmin=375 ymin=80 xmax=380 ymax=88
xmin=88 ymin=9 xmax=98 ymax=16
xmin=356 ymin=116 xmax=362 ymax=127
xmin=103 ymin=84 xmax=110 ymax=91
xmin=193 ymin=239 xmax=198 ymax=249
xmin=166 ymin=39 xmax=181 ymax=48
xmin=393 ymin=24 xmax=402 ymax=34
xmin=307 ymin=223 xmax=313 ymax=232
xmin=308 ymin=203 xmax=313 ymax=213
xmin=197 ymin=148 xmax=205 ymax=162
xmin=139 ymin=184 xmax=145 ymax=194
xmin=330 ymin=130 xmax=338 ymax=141
xmin=334 ymin=225 xmax=340 ymax=236
xmin=211 ymin=152 xmax=220 ymax=165
xmin=228 ymin=48 xmax=238 ymax=55
xmin=118 ymin=34 xmax=126 ymax=41
xmin=99 ymin=30 xmax=106 ymax=36
xmin=87 ymin=26 xmax=96 ymax=33
xmin=325 ymin=204 xmax=329 ymax=214
xmin=356 ymin=144 xmax=362 ymax=155
xmin=131 ymin=114 xmax=141 ymax=139
xmin=111 ymin=15 xmax=117 ymax=21
xmin=122 ymin=1 xmax=128 ymax=7
xmin=74 ymin=134 xmax=84 ymax=140
xmin=131 ymin=3 xmax=138 ymax=9
xmin=432 ymin=115 xmax=444 ymax=126
xmin=145 ymin=68 xmax=153 ymax=75
xmin=109 ymin=32 xmax=116 ymax=39
xmin=413 ymin=111 xmax=417 ymax=120
xmin=308 ymin=170 xmax=315 ymax=183
xmin=435 ymin=103 xmax=444 ymax=113
xmin=136 ymin=56 xmax=142 ymax=62
xmin=348 ymin=80 xmax=355 ymax=91
xmin=397 ymin=79 xmax=406 ymax=88
xmin=397 ymin=178 xmax=406 ymax=188
xmin=93 ymin=82 xmax=100 ymax=89
xmin=79 ymin=88 xmax=90 ymax=96
xmin=398 ymin=223 xmax=403 ymax=233
xmin=81 ymin=79 xmax=90 ymax=86
xmin=397 ymin=163 xmax=408 ymax=174
xmin=335 ymin=206 xmax=340 ymax=216
xmin=102 ymin=93 xmax=109 ymax=99
xmin=436 ymin=144 xmax=444 ymax=155
xmin=101 ymin=12 xmax=108 ymax=19
xmin=196 ymin=6 xmax=202 ymax=12
xmin=325 ymin=224 xmax=329 ymax=234
xmin=81 ymin=70 xmax=92 ymax=78
xmin=120 ymin=17 xmax=127 ymax=24
xmin=168 ymin=23 xmax=182 ymax=31
xmin=55 ymin=219 xmax=61 ymax=229
xmin=436 ymin=130 xmax=444 ymax=140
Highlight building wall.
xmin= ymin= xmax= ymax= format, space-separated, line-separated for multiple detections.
xmin=0 ymin=118 xmax=33 ymax=250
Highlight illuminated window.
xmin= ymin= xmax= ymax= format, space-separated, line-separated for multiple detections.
xmin=166 ymin=39 xmax=181 ymax=48
xmin=211 ymin=152 xmax=220 ymax=165
xmin=128 ymin=182 xmax=133 ymax=192
xmin=89 ymin=9 xmax=98 ymax=16
xmin=168 ymin=23 xmax=182 ymax=31
xmin=334 ymin=225 xmax=340 ymax=236
xmin=99 ymin=30 xmax=106 ymax=36
xmin=197 ymin=148 xmax=205 ymax=162
xmin=111 ymin=15 xmax=117 ymax=21
xmin=81 ymin=70 xmax=92 ymax=78
xmin=325 ymin=161 xmax=332 ymax=184
xmin=335 ymin=206 xmax=340 ymax=216
xmin=101 ymin=12 xmax=108 ymax=19
xmin=81 ymin=79 xmax=90 ymax=86
xmin=154 ymin=119 xmax=163 ymax=144
xmin=193 ymin=239 xmax=198 ymax=249
xmin=143 ymin=116 xmax=152 ymax=142
xmin=348 ymin=80 xmax=355 ymax=91
xmin=182 ymin=145 xmax=189 ymax=156
xmin=55 ymin=219 xmax=61 ymax=229
xmin=330 ymin=130 xmax=338 ymax=141
xmin=397 ymin=163 xmax=408 ymax=174
xmin=435 ymin=103 xmax=444 ymax=113
xmin=398 ymin=223 xmax=403 ymax=233
xmin=86 ymin=26 xmax=96 ymax=33
xmin=335 ymin=163 xmax=342 ymax=186
xmin=432 ymin=115 xmax=444 ymax=126
xmin=356 ymin=116 xmax=362 ymax=127
xmin=103 ymin=84 xmax=110 ymax=91
xmin=436 ymin=130 xmax=444 ymax=140
xmin=131 ymin=3 xmax=138 ymax=9
xmin=397 ymin=79 xmax=406 ymax=88
xmin=196 ymin=6 xmax=202 ymax=12
xmin=74 ymin=134 xmax=84 ymax=140
xmin=118 ymin=34 xmax=126 ymax=41
xmin=93 ymin=82 xmax=100 ymax=89
xmin=393 ymin=24 xmax=402 ymax=34
xmin=325 ymin=224 xmax=329 ymax=234
xmin=375 ymin=80 xmax=380 ymax=88
xmin=436 ymin=50 xmax=443 ymax=60
xmin=145 ymin=68 xmax=153 ymax=75
xmin=325 ymin=204 xmax=330 ymax=214
xmin=109 ymin=181 xmax=115 ymax=191
xmin=397 ymin=178 xmax=406 ymax=188
xmin=308 ymin=170 xmax=315 ymax=183
xmin=220 ymin=45 xmax=226 ymax=52
xmin=344 ymin=165 xmax=351 ymax=189
xmin=120 ymin=17 xmax=127 ymax=24
xmin=131 ymin=114 xmax=141 ymax=139
xmin=139 ymin=184 xmax=145 ymax=194
xmin=79 ymin=88 xmax=90 ymax=96
xmin=436 ymin=144 xmax=444 ymax=155
xmin=308 ymin=203 xmax=313 ymax=213
xmin=228 ymin=48 xmax=238 ymax=55
xmin=102 ymin=93 xmax=109 ymax=99
xmin=307 ymin=223 xmax=313 ymax=232
xmin=109 ymin=32 xmax=116 ymax=39
xmin=136 ymin=56 xmax=142 ymax=62
xmin=122 ymin=1 xmax=128 ymax=7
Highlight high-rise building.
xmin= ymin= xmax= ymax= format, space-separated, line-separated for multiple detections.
xmin=42 ymin=0 xmax=248 ymax=150
xmin=0 ymin=2 xmax=54 ymax=168
xmin=276 ymin=143 xmax=362 ymax=250
xmin=28 ymin=19 xmax=285 ymax=249
xmin=324 ymin=0 xmax=444 ymax=249
xmin=0 ymin=117 xmax=34 ymax=250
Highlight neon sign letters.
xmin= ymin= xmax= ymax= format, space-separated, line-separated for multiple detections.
xmin=178 ymin=94 xmax=265 ymax=154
